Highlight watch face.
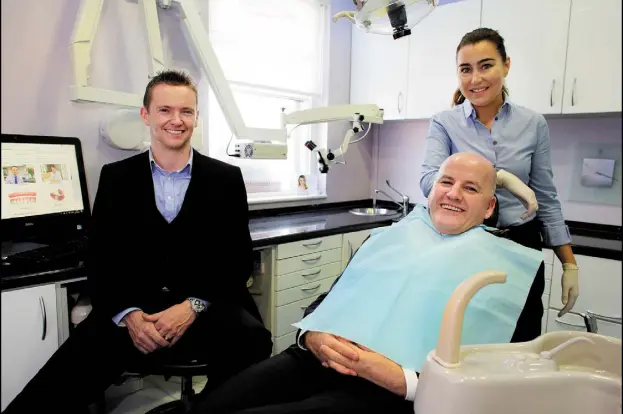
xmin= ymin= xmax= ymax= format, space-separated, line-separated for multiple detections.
xmin=192 ymin=299 xmax=205 ymax=312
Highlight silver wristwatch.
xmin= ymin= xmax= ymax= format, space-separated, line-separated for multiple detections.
xmin=188 ymin=298 xmax=206 ymax=313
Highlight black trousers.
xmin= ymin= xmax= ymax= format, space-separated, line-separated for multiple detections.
xmin=505 ymin=219 xmax=546 ymax=343
xmin=190 ymin=345 xmax=414 ymax=414
xmin=3 ymin=305 xmax=272 ymax=414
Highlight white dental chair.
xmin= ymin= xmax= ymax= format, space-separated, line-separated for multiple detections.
xmin=414 ymin=271 xmax=622 ymax=414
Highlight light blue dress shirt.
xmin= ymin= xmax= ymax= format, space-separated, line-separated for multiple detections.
xmin=5 ymin=174 xmax=23 ymax=184
xmin=420 ymin=99 xmax=571 ymax=247
xmin=112 ymin=148 xmax=208 ymax=326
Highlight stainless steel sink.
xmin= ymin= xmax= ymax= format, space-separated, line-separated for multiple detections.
xmin=349 ymin=207 xmax=399 ymax=216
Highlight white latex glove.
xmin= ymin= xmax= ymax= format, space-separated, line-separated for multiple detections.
xmin=557 ymin=263 xmax=579 ymax=317
xmin=496 ymin=169 xmax=538 ymax=220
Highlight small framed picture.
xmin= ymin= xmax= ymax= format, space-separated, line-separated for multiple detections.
xmin=297 ymin=174 xmax=309 ymax=193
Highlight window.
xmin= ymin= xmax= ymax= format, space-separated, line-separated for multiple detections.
xmin=205 ymin=0 xmax=329 ymax=202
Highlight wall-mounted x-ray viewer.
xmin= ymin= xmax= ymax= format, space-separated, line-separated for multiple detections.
xmin=581 ymin=158 xmax=616 ymax=188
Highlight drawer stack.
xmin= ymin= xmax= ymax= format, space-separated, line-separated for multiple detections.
xmin=273 ymin=235 xmax=342 ymax=353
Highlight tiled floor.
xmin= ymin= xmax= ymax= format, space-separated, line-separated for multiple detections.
xmin=104 ymin=375 xmax=208 ymax=414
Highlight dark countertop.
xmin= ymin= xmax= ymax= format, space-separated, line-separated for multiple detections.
xmin=1 ymin=262 xmax=87 ymax=291
xmin=249 ymin=207 xmax=399 ymax=248
xmin=2 ymin=200 xmax=620 ymax=291
xmin=567 ymin=235 xmax=621 ymax=261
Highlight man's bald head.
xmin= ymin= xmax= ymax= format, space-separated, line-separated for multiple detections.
xmin=428 ymin=153 xmax=497 ymax=235
xmin=437 ymin=153 xmax=497 ymax=196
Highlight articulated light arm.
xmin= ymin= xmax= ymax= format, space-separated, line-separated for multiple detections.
xmin=172 ymin=0 xmax=255 ymax=142
xmin=69 ymin=0 xmax=166 ymax=107
xmin=69 ymin=0 xmax=385 ymax=168
xmin=174 ymin=0 xmax=384 ymax=165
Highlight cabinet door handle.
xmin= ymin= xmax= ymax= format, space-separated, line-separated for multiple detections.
xmin=39 ymin=296 xmax=47 ymax=341
xmin=397 ymin=92 xmax=403 ymax=114
xmin=586 ymin=310 xmax=622 ymax=324
xmin=301 ymin=284 xmax=321 ymax=293
xmin=550 ymin=79 xmax=555 ymax=107
xmin=300 ymin=305 xmax=308 ymax=310
xmin=302 ymin=241 xmax=322 ymax=248
xmin=302 ymin=269 xmax=322 ymax=278
xmin=301 ymin=255 xmax=322 ymax=264
xmin=348 ymin=241 xmax=354 ymax=260
xmin=571 ymin=78 xmax=577 ymax=106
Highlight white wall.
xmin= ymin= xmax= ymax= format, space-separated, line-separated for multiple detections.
xmin=0 ymin=0 xmax=373 ymax=209
xmin=374 ymin=114 xmax=622 ymax=226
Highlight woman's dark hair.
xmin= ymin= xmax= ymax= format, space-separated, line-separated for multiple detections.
xmin=452 ymin=28 xmax=509 ymax=107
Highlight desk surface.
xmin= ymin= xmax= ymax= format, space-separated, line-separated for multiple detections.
xmin=1 ymin=262 xmax=86 ymax=291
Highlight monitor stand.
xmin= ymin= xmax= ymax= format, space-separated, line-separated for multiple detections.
xmin=1 ymin=241 xmax=48 ymax=261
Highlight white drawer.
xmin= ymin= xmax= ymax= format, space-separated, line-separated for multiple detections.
xmin=543 ymin=274 xmax=552 ymax=296
xmin=594 ymin=319 xmax=622 ymax=339
xmin=542 ymin=293 xmax=550 ymax=310
xmin=550 ymin=255 xmax=622 ymax=317
xmin=544 ymin=263 xmax=553 ymax=281
xmin=274 ymin=295 xmax=319 ymax=337
xmin=275 ymin=276 xmax=337 ymax=307
xmin=276 ymin=262 xmax=342 ymax=291
xmin=274 ymin=331 xmax=297 ymax=354
xmin=276 ymin=248 xmax=342 ymax=276
xmin=546 ymin=309 xmax=621 ymax=339
xmin=541 ymin=294 xmax=550 ymax=334
xmin=542 ymin=248 xmax=555 ymax=265
xmin=277 ymin=235 xmax=342 ymax=260
xmin=546 ymin=310 xmax=587 ymax=333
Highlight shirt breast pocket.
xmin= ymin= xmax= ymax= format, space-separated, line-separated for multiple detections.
xmin=500 ymin=152 xmax=532 ymax=183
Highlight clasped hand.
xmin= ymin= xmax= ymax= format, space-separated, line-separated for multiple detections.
xmin=123 ymin=301 xmax=197 ymax=354
xmin=304 ymin=331 xmax=406 ymax=396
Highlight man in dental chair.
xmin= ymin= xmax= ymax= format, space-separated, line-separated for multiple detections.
xmin=190 ymin=153 xmax=548 ymax=414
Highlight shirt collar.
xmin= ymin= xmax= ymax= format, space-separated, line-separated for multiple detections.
xmin=149 ymin=147 xmax=193 ymax=174
xmin=461 ymin=98 xmax=513 ymax=120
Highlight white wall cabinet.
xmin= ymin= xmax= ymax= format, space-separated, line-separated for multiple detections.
xmin=351 ymin=0 xmax=622 ymax=118
xmin=562 ymin=0 xmax=622 ymax=114
xmin=1 ymin=284 xmax=58 ymax=411
xmin=481 ymin=0 xmax=571 ymax=115
xmin=481 ymin=0 xmax=621 ymax=115
xmin=350 ymin=26 xmax=410 ymax=120
xmin=406 ymin=0 xmax=482 ymax=119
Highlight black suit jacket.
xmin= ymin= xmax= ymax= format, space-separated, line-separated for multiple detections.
xmin=87 ymin=149 xmax=257 ymax=323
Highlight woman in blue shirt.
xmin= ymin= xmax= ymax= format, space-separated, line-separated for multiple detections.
xmin=420 ymin=28 xmax=579 ymax=342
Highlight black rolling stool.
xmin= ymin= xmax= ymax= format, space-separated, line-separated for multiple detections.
xmin=126 ymin=358 xmax=209 ymax=414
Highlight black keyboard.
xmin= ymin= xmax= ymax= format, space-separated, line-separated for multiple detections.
xmin=7 ymin=237 xmax=88 ymax=266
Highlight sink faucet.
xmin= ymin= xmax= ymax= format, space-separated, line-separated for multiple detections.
xmin=375 ymin=180 xmax=410 ymax=218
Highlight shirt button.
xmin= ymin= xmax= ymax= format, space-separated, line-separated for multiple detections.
xmin=167 ymin=196 xmax=172 ymax=200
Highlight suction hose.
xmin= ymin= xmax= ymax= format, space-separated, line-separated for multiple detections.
xmin=433 ymin=270 xmax=507 ymax=367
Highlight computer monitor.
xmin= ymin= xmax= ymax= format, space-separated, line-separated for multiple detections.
xmin=1 ymin=134 xmax=91 ymax=243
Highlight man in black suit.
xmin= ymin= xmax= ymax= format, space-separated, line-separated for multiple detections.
xmin=4 ymin=70 xmax=272 ymax=414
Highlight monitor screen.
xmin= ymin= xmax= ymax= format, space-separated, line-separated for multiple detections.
xmin=1 ymin=141 xmax=86 ymax=220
